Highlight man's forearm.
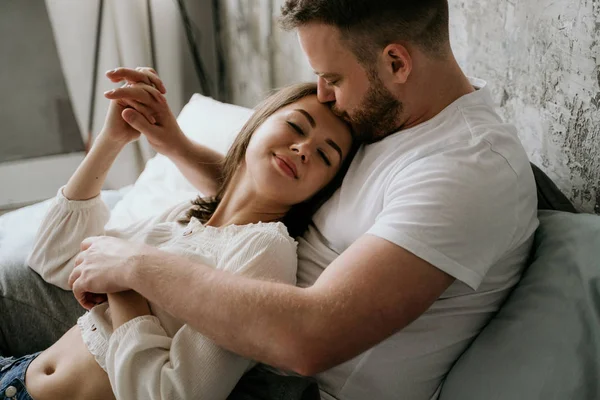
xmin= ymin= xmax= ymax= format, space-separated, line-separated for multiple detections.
xmin=127 ymin=249 xmax=321 ymax=374
xmin=167 ymin=136 xmax=224 ymax=197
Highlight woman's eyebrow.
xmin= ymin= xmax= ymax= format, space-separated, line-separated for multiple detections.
xmin=294 ymin=109 xmax=316 ymax=128
xmin=326 ymin=139 xmax=343 ymax=161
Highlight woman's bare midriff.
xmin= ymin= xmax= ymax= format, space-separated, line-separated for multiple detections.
xmin=24 ymin=326 xmax=115 ymax=400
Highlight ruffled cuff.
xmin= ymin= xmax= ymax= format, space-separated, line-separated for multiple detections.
xmin=77 ymin=308 xmax=112 ymax=371
xmin=110 ymin=315 xmax=166 ymax=344
xmin=57 ymin=186 xmax=108 ymax=212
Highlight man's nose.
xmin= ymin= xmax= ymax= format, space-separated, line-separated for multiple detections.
xmin=317 ymin=77 xmax=336 ymax=103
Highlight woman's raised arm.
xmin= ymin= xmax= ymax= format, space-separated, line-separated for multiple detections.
xmin=105 ymin=67 xmax=224 ymax=197
xmin=63 ymin=99 xmax=140 ymax=200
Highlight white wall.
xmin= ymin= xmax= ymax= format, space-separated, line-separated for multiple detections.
xmin=216 ymin=0 xmax=600 ymax=213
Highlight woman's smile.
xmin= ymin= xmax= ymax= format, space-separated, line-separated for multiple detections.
xmin=273 ymin=154 xmax=298 ymax=179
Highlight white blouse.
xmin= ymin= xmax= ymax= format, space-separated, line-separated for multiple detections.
xmin=28 ymin=188 xmax=298 ymax=400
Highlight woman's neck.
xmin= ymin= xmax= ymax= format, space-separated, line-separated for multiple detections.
xmin=205 ymin=176 xmax=288 ymax=227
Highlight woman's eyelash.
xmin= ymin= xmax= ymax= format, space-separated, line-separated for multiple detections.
xmin=318 ymin=150 xmax=331 ymax=166
xmin=287 ymin=121 xmax=330 ymax=166
xmin=287 ymin=121 xmax=304 ymax=136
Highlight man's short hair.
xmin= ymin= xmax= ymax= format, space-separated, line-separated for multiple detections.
xmin=280 ymin=0 xmax=450 ymax=65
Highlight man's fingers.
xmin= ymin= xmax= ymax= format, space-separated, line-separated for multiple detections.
xmin=72 ymin=279 xmax=93 ymax=310
xmin=68 ymin=266 xmax=81 ymax=289
xmin=74 ymin=286 xmax=95 ymax=310
xmin=106 ymin=67 xmax=166 ymax=94
xmin=81 ymin=236 xmax=99 ymax=251
xmin=91 ymin=293 xmax=108 ymax=305
xmin=74 ymin=252 xmax=84 ymax=268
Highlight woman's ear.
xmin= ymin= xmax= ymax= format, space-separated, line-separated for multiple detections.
xmin=381 ymin=44 xmax=412 ymax=84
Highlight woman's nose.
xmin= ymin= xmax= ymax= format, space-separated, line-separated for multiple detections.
xmin=291 ymin=143 xmax=312 ymax=163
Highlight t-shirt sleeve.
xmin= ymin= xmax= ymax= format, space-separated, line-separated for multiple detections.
xmin=366 ymin=151 xmax=519 ymax=290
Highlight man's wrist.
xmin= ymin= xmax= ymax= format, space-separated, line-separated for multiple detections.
xmin=126 ymin=244 xmax=159 ymax=292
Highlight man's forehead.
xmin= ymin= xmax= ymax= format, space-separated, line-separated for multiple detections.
xmin=297 ymin=23 xmax=351 ymax=60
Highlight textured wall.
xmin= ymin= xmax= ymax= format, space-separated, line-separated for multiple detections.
xmin=217 ymin=0 xmax=600 ymax=213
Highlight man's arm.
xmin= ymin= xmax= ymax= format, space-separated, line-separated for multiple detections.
xmin=121 ymin=234 xmax=454 ymax=375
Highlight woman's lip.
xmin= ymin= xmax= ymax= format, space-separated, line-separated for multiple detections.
xmin=274 ymin=155 xmax=297 ymax=179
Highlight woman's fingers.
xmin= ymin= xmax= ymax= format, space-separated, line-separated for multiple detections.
xmin=104 ymin=84 xmax=165 ymax=109
xmin=106 ymin=67 xmax=167 ymax=94
xmin=122 ymin=108 xmax=158 ymax=134
xmin=121 ymin=98 xmax=157 ymax=125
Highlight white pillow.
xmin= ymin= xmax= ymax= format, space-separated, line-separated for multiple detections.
xmin=107 ymin=94 xmax=253 ymax=229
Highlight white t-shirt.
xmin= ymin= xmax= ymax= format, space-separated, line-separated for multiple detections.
xmin=296 ymin=78 xmax=539 ymax=400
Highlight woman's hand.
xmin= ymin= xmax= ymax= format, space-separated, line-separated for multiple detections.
xmin=99 ymin=98 xmax=143 ymax=145
xmin=104 ymin=68 xmax=189 ymax=158
xmin=99 ymin=67 xmax=167 ymax=145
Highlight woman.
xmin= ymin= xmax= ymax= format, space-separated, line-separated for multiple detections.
xmin=0 ymin=71 xmax=355 ymax=399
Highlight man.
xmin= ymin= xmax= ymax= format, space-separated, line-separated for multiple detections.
xmin=1 ymin=1 xmax=538 ymax=399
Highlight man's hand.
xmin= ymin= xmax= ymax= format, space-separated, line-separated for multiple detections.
xmin=104 ymin=67 xmax=189 ymax=158
xmin=68 ymin=236 xmax=151 ymax=310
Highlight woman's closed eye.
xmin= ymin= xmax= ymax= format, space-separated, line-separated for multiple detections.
xmin=318 ymin=149 xmax=331 ymax=166
xmin=287 ymin=121 xmax=332 ymax=166
xmin=287 ymin=121 xmax=304 ymax=136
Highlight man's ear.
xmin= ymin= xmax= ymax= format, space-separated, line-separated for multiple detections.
xmin=381 ymin=44 xmax=412 ymax=84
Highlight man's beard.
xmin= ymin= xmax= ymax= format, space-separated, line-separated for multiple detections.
xmin=332 ymin=74 xmax=403 ymax=143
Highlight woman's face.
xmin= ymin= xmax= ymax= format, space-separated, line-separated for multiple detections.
xmin=244 ymin=94 xmax=353 ymax=206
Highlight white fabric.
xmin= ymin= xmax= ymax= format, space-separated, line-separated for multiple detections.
xmin=108 ymin=93 xmax=253 ymax=230
xmin=28 ymin=188 xmax=298 ymax=400
xmin=296 ymin=78 xmax=539 ymax=400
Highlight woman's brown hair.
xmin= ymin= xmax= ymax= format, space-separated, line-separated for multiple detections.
xmin=181 ymin=82 xmax=358 ymax=237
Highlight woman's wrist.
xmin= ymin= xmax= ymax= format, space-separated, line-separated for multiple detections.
xmin=108 ymin=290 xmax=151 ymax=329
xmin=63 ymin=132 xmax=127 ymax=200
xmin=157 ymin=129 xmax=190 ymax=159
xmin=96 ymin=129 xmax=136 ymax=148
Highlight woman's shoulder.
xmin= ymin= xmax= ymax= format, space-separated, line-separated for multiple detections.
xmin=215 ymin=222 xmax=298 ymax=282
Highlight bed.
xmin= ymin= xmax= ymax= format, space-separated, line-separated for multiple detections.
xmin=1 ymin=93 xmax=599 ymax=399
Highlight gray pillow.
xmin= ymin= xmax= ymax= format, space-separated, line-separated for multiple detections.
xmin=439 ymin=211 xmax=600 ymax=400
